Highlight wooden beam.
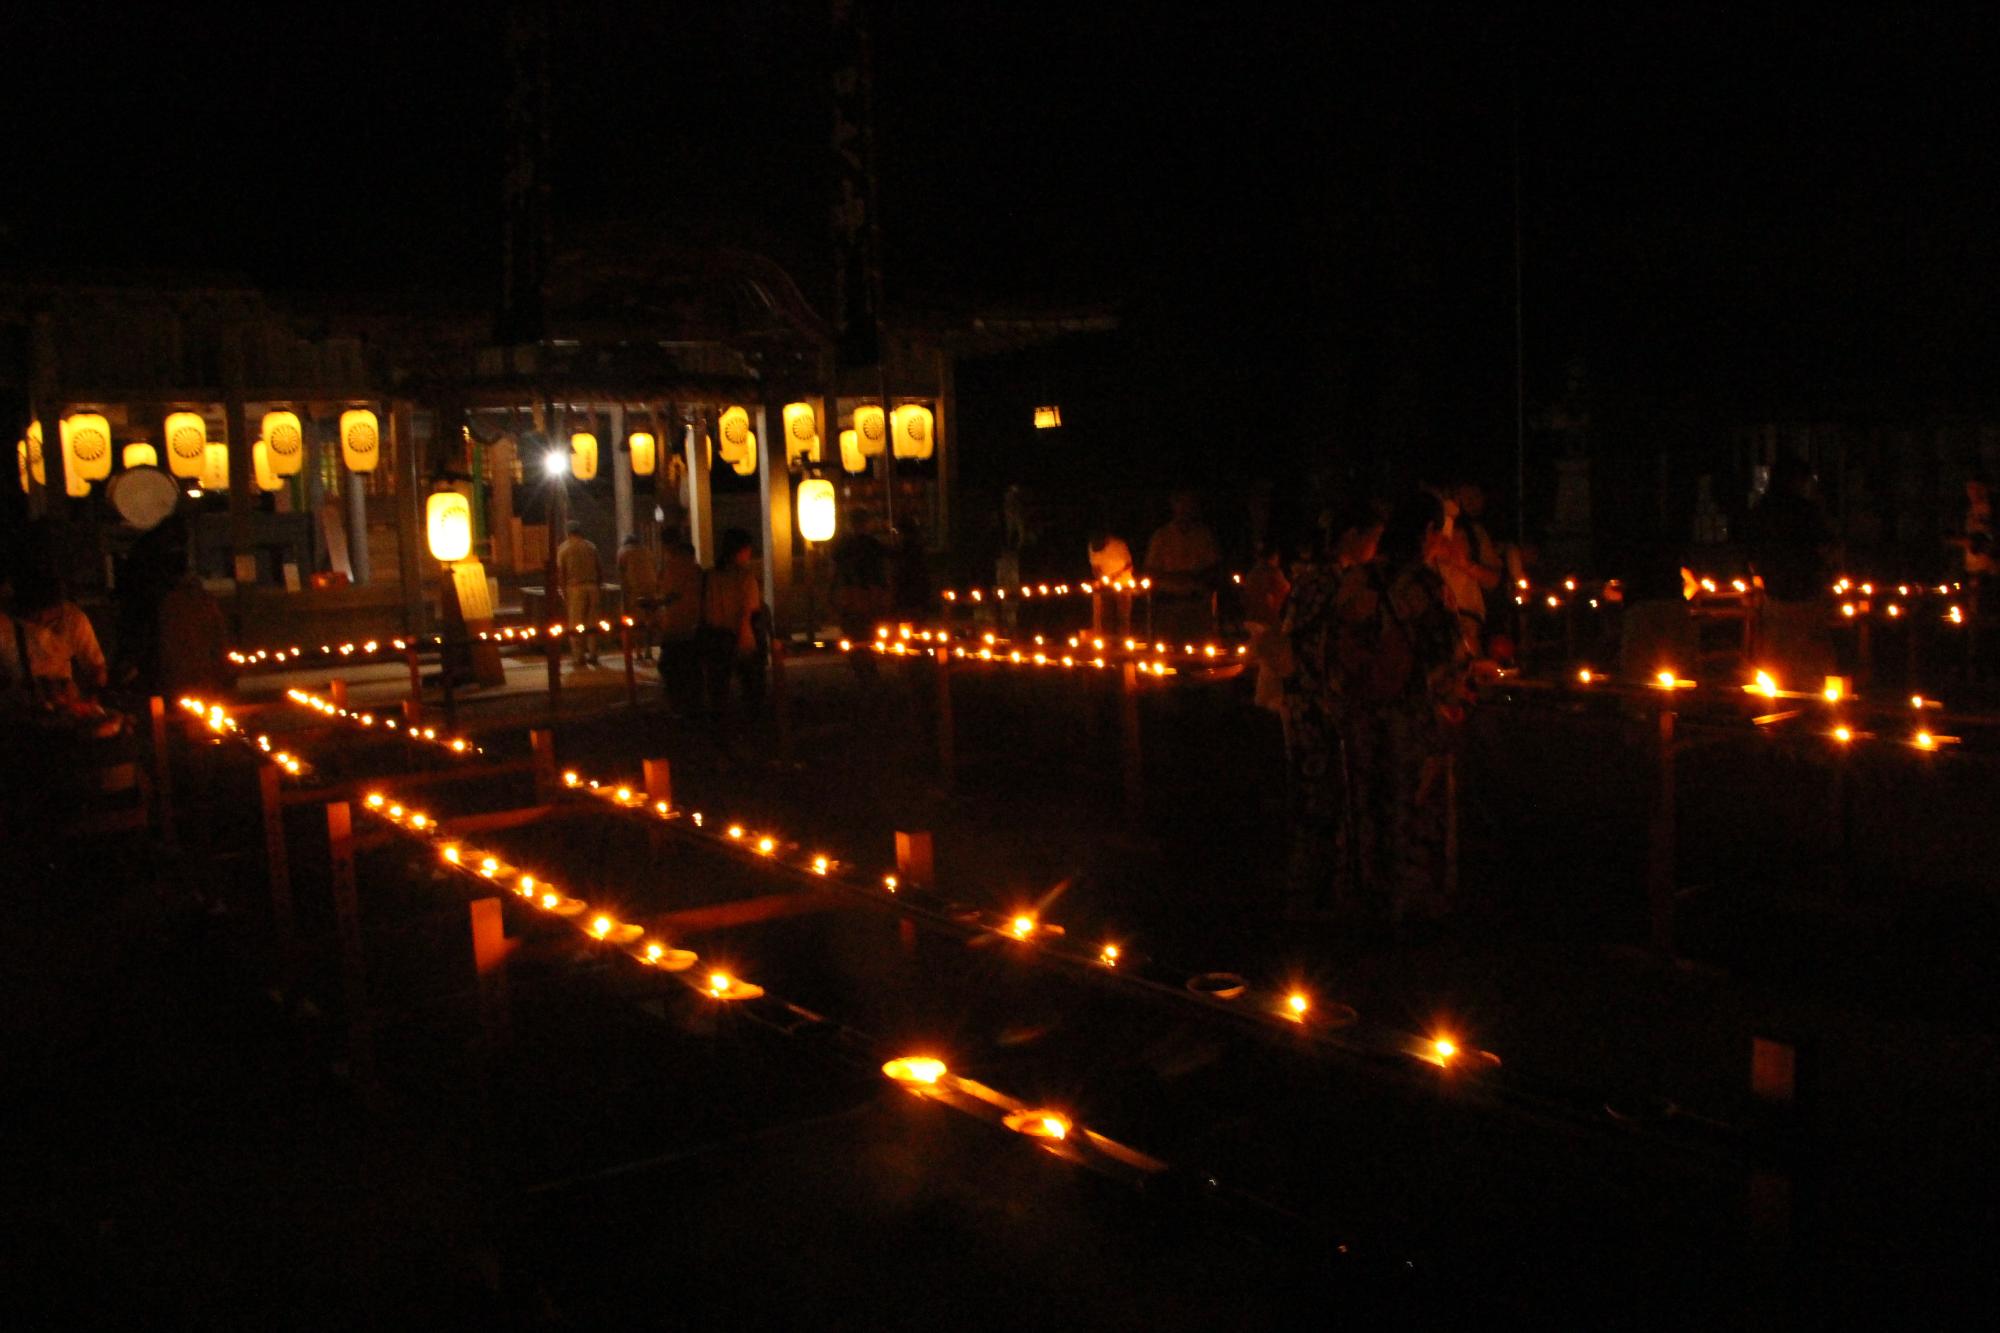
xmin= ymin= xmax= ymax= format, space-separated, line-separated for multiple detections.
xmin=641 ymin=891 xmax=846 ymax=937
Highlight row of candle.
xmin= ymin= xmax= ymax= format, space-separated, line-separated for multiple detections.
xmin=553 ymin=765 xmax=1475 ymax=1073
xmin=227 ymin=617 xmax=643 ymax=668
xmin=284 ymin=687 xmax=486 ymax=756
xmin=184 ymin=693 xmax=1207 ymax=1173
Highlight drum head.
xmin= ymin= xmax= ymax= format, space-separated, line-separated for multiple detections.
xmin=107 ymin=466 xmax=182 ymax=531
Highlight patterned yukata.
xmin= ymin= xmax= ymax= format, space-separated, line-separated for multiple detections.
xmin=1330 ymin=560 xmax=1469 ymax=924
xmin=1280 ymin=561 xmax=1348 ymax=915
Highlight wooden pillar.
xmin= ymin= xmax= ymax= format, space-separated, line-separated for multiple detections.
xmin=611 ymin=403 xmax=634 ymax=548
xmin=684 ymin=410 xmax=716 ymax=568
xmin=393 ymin=403 xmax=425 ymax=635
xmin=329 ymin=678 xmax=349 ymax=710
xmin=755 ymin=398 xmax=795 ymax=634
xmin=325 ymin=800 xmax=378 ymax=1105
xmin=934 ymin=347 xmax=954 ymax=551
xmin=488 ymin=436 xmax=517 ymax=571
xmin=346 ymin=452 xmax=372 ymax=586
xmin=224 ymin=383 xmax=257 ymax=586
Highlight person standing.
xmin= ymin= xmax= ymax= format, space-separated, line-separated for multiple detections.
xmin=616 ymin=534 xmax=660 ymax=661
xmin=555 ymin=520 xmax=603 ymax=668
xmin=700 ymin=528 xmax=765 ymax=719
xmin=832 ymin=510 xmax=891 ymax=679
xmin=1740 ymin=454 xmax=1835 ymax=683
xmin=655 ymin=528 xmax=703 ymax=716
xmin=1278 ymin=501 xmax=1382 ymax=920
xmin=1331 ymin=491 xmax=1469 ymax=931
xmin=1143 ymin=489 xmax=1221 ymax=640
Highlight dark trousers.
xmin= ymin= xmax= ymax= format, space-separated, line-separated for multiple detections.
xmin=659 ymin=635 xmax=702 ymax=715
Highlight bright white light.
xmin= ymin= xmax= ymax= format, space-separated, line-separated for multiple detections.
xmin=544 ymin=450 xmax=567 ymax=478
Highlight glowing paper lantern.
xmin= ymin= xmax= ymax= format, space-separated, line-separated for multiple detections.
xmin=1034 ymin=405 xmax=1062 ymax=429
xmin=797 ymin=478 xmax=837 ymax=542
xmin=25 ymin=422 xmax=46 ymax=486
xmin=201 ymin=442 xmax=231 ymax=490
xmin=730 ymin=431 xmax=757 ymax=477
xmin=165 ymin=411 xmax=207 ymax=478
xmin=718 ymin=406 xmax=752 ymax=465
xmin=782 ymin=402 xmax=821 ymax=464
xmin=340 ymin=409 xmax=380 ymax=473
xmin=628 ymin=431 xmax=656 ymax=477
xmin=123 ymin=442 xmax=158 ymax=469
xmin=62 ymin=413 xmax=113 ymax=482
xmin=15 ymin=440 xmax=27 ymax=493
xmin=569 ymin=431 xmax=598 ymax=481
xmin=262 ymin=410 xmax=304 ymax=476
xmin=252 ymin=440 xmax=283 ymax=492
xmin=891 ymin=404 xmax=934 ymax=461
xmin=838 ymin=428 xmax=866 ymax=474
xmin=426 ymin=491 xmax=473 ymax=562
xmin=853 ymin=405 xmax=887 ymax=457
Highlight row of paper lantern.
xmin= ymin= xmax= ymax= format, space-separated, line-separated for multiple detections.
xmin=558 ymin=403 xmax=933 ymax=483
xmin=17 ymin=408 xmax=384 ymax=495
xmin=426 ymin=475 xmax=837 ymax=560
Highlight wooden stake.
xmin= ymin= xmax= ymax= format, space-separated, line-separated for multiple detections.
xmin=895 ymin=830 xmax=934 ymax=886
xmin=934 ymin=649 xmax=955 ymax=786
xmin=530 ymin=728 xmax=557 ymax=806
xmin=325 ymin=800 xmax=377 ymax=1106
xmin=1647 ymin=705 xmax=1678 ymax=956
xmin=259 ymin=762 xmax=295 ymax=953
xmin=622 ymin=624 xmax=638 ymax=708
xmin=643 ymin=758 xmax=673 ymax=809
xmin=405 ymin=647 xmax=423 ymax=722
xmin=1119 ymin=661 xmax=1144 ymax=824
xmin=469 ymin=896 xmax=514 ymax=1046
xmin=148 ymin=696 xmax=176 ymax=849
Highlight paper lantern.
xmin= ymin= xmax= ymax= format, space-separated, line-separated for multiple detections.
xmin=569 ymin=431 xmax=598 ymax=481
xmin=797 ymin=478 xmax=837 ymax=542
xmin=64 ymin=464 xmax=89 ymax=498
xmin=782 ymin=402 xmax=821 ymax=464
xmin=201 ymin=442 xmax=231 ymax=490
xmin=25 ymin=422 xmax=46 ymax=486
xmin=340 ymin=409 xmax=380 ymax=473
xmin=838 ymin=429 xmax=866 ymax=474
xmin=17 ymin=440 xmax=30 ymax=493
xmin=1034 ymin=405 xmax=1062 ymax=429
xmin=252 ymin=440 xmax=283 ymax=492
xmin=165 ymin=411 xmax=207 ymax=478
xmin=123 ymin=442 xmax=158 ymax=469
xmin=62 ymin=413 xmax=113 ymax=482
xmin=628 ymin=431 xmax=656 ymax=477
xmin=262 ymin=411 xmax=304 ymax=476
xmin=426 ymin=491 xmax=474 ymax=562
xmin=853 ymin=405 xmax=887 ymax=457
xmin=718 ymin=406 xmax=752 ymax=465
xmin=730 ymin=431 xmax=757 ymax=477
xmin=891 ymin=404 xmax=934 ymax=461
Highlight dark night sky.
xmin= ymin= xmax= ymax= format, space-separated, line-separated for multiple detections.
xmin=5 ymin=2 xmax=1998 ymax=480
